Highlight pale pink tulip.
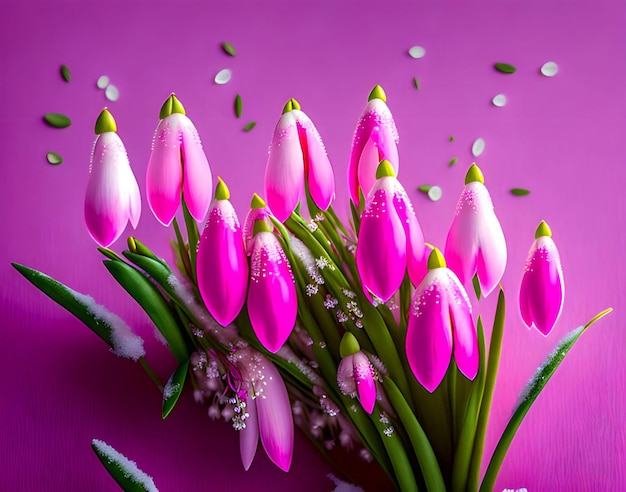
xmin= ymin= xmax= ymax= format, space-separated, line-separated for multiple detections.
xmin=406 ymin=248 xmax=478 ymax=392
xmin=356 ymin=160 xmax=427 ymax=301
xmin=85 ymin=109 xmax=141 ymax=248
xmin=444 ymin=164 xmax=506 ymax=297
xmin=519 ymin=221 xmax=564 ymax=336
xmin=196 ymin=178 xmax=249 ymax=326
xmin=348 ymin=85 xmax=399 ymax=207
xmin=146 ymin=94 xmax=212 ymax=226
xmin=336 ymin=332 xmax=377 ymax=414
xmin=264 ymin=99 xmax=335 ymax=222
xmin=247 ymin=222 xmax=297 ymax=353
xmin=237 ymin=350 xmax=294 ymax=472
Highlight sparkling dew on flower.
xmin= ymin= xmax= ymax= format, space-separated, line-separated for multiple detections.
xmin=519 ymin=220 xmax=564 ymax=336
xmin=84 ymin=108 xmax=141 ymax=248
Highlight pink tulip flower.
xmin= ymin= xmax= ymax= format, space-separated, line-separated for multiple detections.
xmin=336 ymin=332 xmax=377 ymax=414
xmin=235 ymin=349 xmax=294 ymax=472
xmin=406 ymin=248 xmax=478 ymax=393
xmin=247 ymin=219 xmax=297 ymax=353
xmin=264 ymin=99 xmax=335 ymax=222
xmin=196 ymin=178 xmax=249 ymax=326
xmin=146 ymin=94 xmax=212 ymax=226
xmin=444 ymin=164 xmax=506 ymax=297
xmin=519 ymin=221 xmax=564 ymax=336
xmin=356 ymin=160 xmax=427 ymax=302
xmin=85 ymin=109 xmax=141 ymax=248
xmin=242 ymin=194 xmax=273 ymax=255
xmin=348 ymin=85 xmax=399 ymax=207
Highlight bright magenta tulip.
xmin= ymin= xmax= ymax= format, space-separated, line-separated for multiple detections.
xmin=356 ymin=160 xmax=427 ymax=301
xmin=336 ymin=332 xmax=377 ymax=414
xmin=247 ymin=220 xmax=297 ymax=353
xmin=146 ymin=94 xmax=212 ymax=226
xmin=406 ymin=248 xmax=478 ymax=392
xmin=519 ymin=221 xmax=564 ymax=336
xmin=444 ymin=164 xmax=506 ymax=297
xmin=348 ymin=85 xmax=399 ymax=207
xmin=264 ymin=99 xmax=335 ymax=222
xmin=85 ymin=109 xmax=141 ymax=248
xmin=196 ymin=178 xmax=248 ymax=326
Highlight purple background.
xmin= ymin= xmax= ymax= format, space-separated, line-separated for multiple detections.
xmin=1 ymin=1 xmax=624 ymax=490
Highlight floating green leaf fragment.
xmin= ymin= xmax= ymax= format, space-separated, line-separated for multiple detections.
xmin=494 ymin=62 xmax=516 ymax=74
xmin=449 ymin=135 xmax=455 ymax=142
xmin=413 ymin=77 xmax=419 ymax=90
xmin=448 ymin=157 xmax=458 ymax=167
xmin=510 ymin=188 xmax=530 ymax=196
xmin=60 ymin=64 xmax=71 ymax=82
xmin=417 ymin=185 xmax=432 ymax=193
xmin=43 ymin=113 xmax=71 ymax=128
xmin=235 ymin=94 xmax=242 ymax=118
xmin=222 ymin=42 xmax=236 ymax=57
xmin=243 ymin=121 xmax=256 ymax=132
xmin=46 ymin=151 xmax=63 ymax=165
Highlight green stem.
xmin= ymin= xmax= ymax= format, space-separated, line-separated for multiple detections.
xmin=172 ymin=218 xmax=193 ymax=281
xmin=138 ymin=357 xmax=164 ymax=391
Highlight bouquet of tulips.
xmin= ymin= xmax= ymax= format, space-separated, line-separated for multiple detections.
xmin=13 ymin=86 xmax=610 ymax=492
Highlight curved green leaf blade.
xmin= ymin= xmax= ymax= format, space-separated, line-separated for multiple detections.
xmin=479 ymin=308 xmax=613 ymax=491
xmin=162 ymin=359 xmax=189 ymax=419
xmin=92 ymin=439 xmax=159 ymax=492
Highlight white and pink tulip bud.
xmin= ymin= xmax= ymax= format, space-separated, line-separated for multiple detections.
xmin=356 ymin=160 xmax=427 ymax=301
xmin=196 ymin=178 xmax=249 ymax=326
xmin=264 ymin=98 xmax=335 ymax=222
xmin=444 ymin=164 xmax=507 ymax=297
xmin=348 ymin=85 xmax=399 ymax=207
xmin=247 ymin=217 xmax=297 ymax=353
xmin=519 ymin=221 xmax=564 ymax=336
xmin=336 ymin=332 xmax=377 ymax=414
xmin=242 ymin=194 xmax=273 ymax=255
xmin=85 ymin=109 xmax=141 ymax=247
xmin=146 ymin=94 xmax=212 ymax=226
xmin=406 ymin=248 xmax=478 ymax=393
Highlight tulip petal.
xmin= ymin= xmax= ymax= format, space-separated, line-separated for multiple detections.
xmin=255 ymin=357 xmax=294 ymax=472
xmin=519 ymin=237 xmax=564 ymax=335
xmin=264 ymin=112 xmax=304 ymax=222
xmin=406 ymin=274 xmax=454 ymax=392
xmin=242 ymin=206 xmax=272 ymax=256
xmin=85 ymin=133 xmax=140 ymax=247
xmin=197 ymin=200 xmax=249 ymax=326
xmin=295 ymin=111 xmax=335 ymax=211
xmin=247 ymin=232 xmax=297 ymax=352
xmin=392 ymin=184 xmax=427 ymax=285
xmin=147 ymin=117 xmax=184 ymax=226
xmin=356 ymin=181 xmax=407 ymax=301
xmin=447 ymin=272 xmax=478 ymax=380
xmin=180 ymin=115 xmax=212 ymax=222
xmin=476 ymin=217 xmax=507 ymax=297
xmin=353 ymin=352 xmax=376 ymax=414
xmin=239 ymin=393 xmax=259 ymax=471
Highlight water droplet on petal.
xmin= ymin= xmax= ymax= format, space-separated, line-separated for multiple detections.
xmin=541 ymin=61 xmax=558 ymax=77
xmin=97 ymin=75 xmax=109 ymax=89
xmin=492 ymin=94 xmax=507 ymax=107
xmin=472 ymin=138 xmax=485 ymax=157
xmin=105 ymin=84 xmax=119 ymax=102
xmin=214 ymin=69 xmax=232 ymax=85
xmin=408 ymin=46 xmax=425 ymax=59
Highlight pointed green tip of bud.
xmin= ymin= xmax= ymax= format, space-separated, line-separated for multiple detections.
xmin=159 ymin=94 xmax=186 ymax=119
xmin=215 ymin=177 xmax=230 ymax=200
xmin=465 ymin=163 xmax=485 ymax=185
xmin=535 ymin=220 xmax=552 ymax=238
xmin=252 ymin=219 xmax=273 ymax=235
xmin=95 ymin=108 xmax=117 ymax=134
xmin=251 ymin=193 xmax=266 ymax=209
xmin=368 ymin=85 xmax=387 ymax=103
xmin=339 ymin=332 xmax=360 ymax=358
xmin=427 ymin=247 xmax=447 ymax=270
xmin=376 ymin=160 xmax=396 ymax=179
xmin=127 ymin=236 xmax=137 ymax=253
xmin=282 ymin=98 xmax=301 ymax=114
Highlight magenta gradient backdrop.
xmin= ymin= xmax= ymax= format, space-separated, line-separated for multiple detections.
xmin=1 ymin=1 xmax=624 ymax=491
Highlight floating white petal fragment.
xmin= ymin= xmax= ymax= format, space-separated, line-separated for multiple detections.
xmin=492 ymin=94 xmax=507 ymax=107
xmin=408 ymin=46 xmax=426 ymax=59
xmin=105 ymin=84 xmax=119 ymax=102
xmin=214 ymin=68 xmax=232 ymax=85
xmin=97 ymin=75 xmax=110 ymax=89
xmin=427 ymin=186 xmax=442 ymax=201
xmin=472 ymin=138 xmax=485 ymax=157
xmin=541 ymin=61 xmax=558 ymax=77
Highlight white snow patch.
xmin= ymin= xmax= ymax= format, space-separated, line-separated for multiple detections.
xmin=92 ymin=439 xmax=159 ymax=492
xmin=328 ymin=473 xmax=365 ymax=492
